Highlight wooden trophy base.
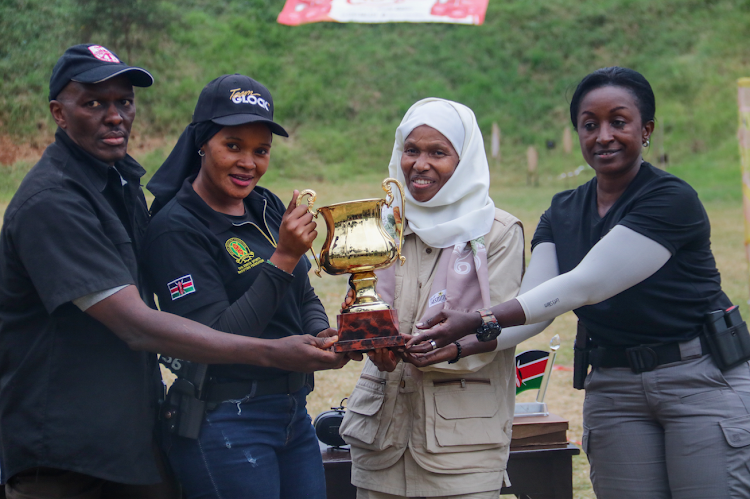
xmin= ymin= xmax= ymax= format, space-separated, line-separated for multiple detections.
xmin=333 ymin=309 xmax=404 ymax=353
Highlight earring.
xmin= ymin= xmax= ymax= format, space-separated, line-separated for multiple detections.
xmin=198 ymin=149 xmax=205 ymax=157
xmin=643 ymin=139 xmax=650 ymax=147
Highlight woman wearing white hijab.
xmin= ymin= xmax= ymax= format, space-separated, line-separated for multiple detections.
xmin=339 ymin=98 xmax=525 ymax=499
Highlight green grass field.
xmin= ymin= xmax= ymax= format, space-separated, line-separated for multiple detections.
xmin=2 ymin=125 xmax=749 ymax=499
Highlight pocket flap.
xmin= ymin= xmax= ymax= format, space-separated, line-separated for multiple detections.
xmin=434 ymin=390 xmax=498 ymax=420
xmin=720 ymin=414 xmax=750 ymax=448
xmin=346 ymin=385 xmax=385 ymax=417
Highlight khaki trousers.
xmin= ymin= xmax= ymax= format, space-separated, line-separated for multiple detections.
xmin=357 ymin=488 xmax=500 ymax=499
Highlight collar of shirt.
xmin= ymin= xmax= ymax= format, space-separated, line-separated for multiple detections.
xmin=54 ymin=128 xmax=146 ymax=192
xmin=174 ymin=176 xmax=270 ymax=235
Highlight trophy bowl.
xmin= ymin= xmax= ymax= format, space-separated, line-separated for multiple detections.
xmin=297 ymin=178 xmax=406 ymax=352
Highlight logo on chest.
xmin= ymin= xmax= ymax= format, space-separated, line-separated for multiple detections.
xmin=225 ymin=237 xmax=264 ymax=274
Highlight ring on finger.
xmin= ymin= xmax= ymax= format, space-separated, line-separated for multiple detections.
xmin=430 ymin=340 xmax=437 ymax=351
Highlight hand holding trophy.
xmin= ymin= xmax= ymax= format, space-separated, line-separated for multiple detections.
xmin=296 ymin=178 xmax=407 ymax=352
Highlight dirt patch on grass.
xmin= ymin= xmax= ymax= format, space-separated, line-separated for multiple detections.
xmin=0 ymin=135 xmax=50 ymax=166
xmin=0 ymin=132 xmax=174 ymax=167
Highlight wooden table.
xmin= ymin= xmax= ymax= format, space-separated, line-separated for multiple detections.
xmin=320 ymin=442 xmax=580 ymax=499
xmin=501 ymin=444 xmax=581 ymax=499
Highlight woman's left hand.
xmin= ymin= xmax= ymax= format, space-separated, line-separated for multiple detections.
xmin=401 ymin=342 xmax=458 ymax=368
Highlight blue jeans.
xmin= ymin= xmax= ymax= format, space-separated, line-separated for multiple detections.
xmin=166 ymin=387 xmax=326 ymax=499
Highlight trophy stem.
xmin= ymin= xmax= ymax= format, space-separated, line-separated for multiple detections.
xmin=343 ymin=271 xmax=391 ymax=313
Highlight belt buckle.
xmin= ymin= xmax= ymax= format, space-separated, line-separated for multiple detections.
xmin=625 ymin=346 xmax=658 ymax=374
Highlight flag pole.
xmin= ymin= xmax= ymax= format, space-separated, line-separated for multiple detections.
xmin=536 ymin=334 xmax=561 ymax=404
xmin=738 ymin=78 xmax=750 ymax=302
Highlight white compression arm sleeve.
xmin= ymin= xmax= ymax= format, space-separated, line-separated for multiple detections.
xmin=516 ymin=225 xmax=672 ymax=324
xmin=495 ymin=242 xmax=558 ymax=350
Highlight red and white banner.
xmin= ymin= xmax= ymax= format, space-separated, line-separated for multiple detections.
xmin=278 ymin=0 xmax=489 ymax=26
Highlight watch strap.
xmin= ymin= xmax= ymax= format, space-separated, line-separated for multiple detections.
xmin=478 ymin=308 xmax=498 ymax=325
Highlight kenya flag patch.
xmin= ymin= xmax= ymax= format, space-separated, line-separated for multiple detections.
xmin=168 ymin=275 xmax=195 ymax=300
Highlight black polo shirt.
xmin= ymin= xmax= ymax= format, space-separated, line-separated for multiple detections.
xmin=532 ymin=162 xmax=731 ymax=347
xmin=142 ymin=179 xmax=329 ymax=381
xmin=0 ymin=129 xmax=161 ymax=484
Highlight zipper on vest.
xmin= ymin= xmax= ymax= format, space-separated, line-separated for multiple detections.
xmin=432 ymin=378 xmax=491 ymax=388
xmin=360 ymin=374 xmax=387 ymax=385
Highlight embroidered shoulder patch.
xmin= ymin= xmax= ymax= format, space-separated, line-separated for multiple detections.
xmin=168 ymin=275 xmax=195 ymax=300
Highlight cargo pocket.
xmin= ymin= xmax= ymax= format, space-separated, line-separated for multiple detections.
xmin=340 ymin=373 xmax=387 ymax=448
xmin=719 ymin=414 xmax=750 ymax=496
xmin=720 ymin=413 xmax=750 ymax=448
xmin=426 ymin=380 xmax=507 ymax=453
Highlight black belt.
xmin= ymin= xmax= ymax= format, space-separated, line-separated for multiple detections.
xmin=589 ymin=336 xmax=710 ymax=374
xmin=204 ymin=372 xmax=309 ymax=403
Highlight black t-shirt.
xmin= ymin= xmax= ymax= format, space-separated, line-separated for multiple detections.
xmin=142 ymin=179 xmax=329 ymax=381
xmin=0 ymin=129 xmax=161 ymax=484
xmin=531 ymin=162 xmax=731 ymax=346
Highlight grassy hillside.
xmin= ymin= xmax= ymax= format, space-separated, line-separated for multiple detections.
xmin=2 ymin=0 xmax=750 ymax=198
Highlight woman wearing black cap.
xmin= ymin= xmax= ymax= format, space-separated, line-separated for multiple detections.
xmin=143 ymin=74 xmax=338 ymax=499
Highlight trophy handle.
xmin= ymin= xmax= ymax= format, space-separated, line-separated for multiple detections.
xmin=295 ymin=190 xmax=323 ymax=277
xmin=382 ymin=178 xmax=406 ymax=266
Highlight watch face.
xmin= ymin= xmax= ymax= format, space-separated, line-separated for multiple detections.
xmin=476 ymin=322 xmax=501 ymax=342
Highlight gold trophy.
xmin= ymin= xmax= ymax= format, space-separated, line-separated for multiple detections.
xmin=297 ymin=178 xmax=406 ymax=352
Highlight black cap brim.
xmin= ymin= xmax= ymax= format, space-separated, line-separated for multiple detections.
xmin=72 ymin=65 xmax=154 ymax=88
xmin=212 ymin=114 xmax=289 ymax=137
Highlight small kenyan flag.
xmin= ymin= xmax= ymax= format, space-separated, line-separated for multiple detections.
xmin=515 ymin=350 xmax=549 ymax=395
xmin=168 ymin=275 xmax=195 ymax=300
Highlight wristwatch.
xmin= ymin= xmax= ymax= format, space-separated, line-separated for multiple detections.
xmin=475 ymin=308 xmax=502 ymax=342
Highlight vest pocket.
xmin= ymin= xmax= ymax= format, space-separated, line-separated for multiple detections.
xmin=426 ymin=378 xmax=508 ymax=453
xmin=340 ymin=371 xmax=388 ymax=447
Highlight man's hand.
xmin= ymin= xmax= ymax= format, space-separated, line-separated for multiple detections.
xmin=317 ymin=327 xmax=363 ymax=361
xmin=271 ymin=190 xmax=318 ymax=273
xmin=407 ymin=309 xmax=481 ymax=352
xmin=269 ymin=334 xmax=350 ymax=372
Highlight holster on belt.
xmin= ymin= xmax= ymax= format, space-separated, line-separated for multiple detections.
xmin=159 ymin=364 xmax=313 ymax=441
xmin=573 ymin=321 xmax=592 ymax=390
xmin=159 ymin=359 xmax=209 ymax=440
xmin=704 ymin=305 xmax=750 ymax=371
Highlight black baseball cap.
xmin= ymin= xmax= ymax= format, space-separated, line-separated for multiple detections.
xmin=192 ymin=74 xmax=288 ymax=137
xmin=49 ymin=44 xmax=154 ymax=101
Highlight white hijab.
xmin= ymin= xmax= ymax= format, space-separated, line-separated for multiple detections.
xmin=388 ymin=98 xmax=495 ymax=249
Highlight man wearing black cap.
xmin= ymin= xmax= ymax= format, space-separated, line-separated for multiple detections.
xmin=0 ymin=44 xmax=346 ymax=499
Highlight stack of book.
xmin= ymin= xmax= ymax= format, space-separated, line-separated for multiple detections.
xmin=510 ymin=413 xmax=569 ymax=450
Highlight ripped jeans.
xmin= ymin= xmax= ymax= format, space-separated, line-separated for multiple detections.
xmin=166 ymin=386 xmax=326 ymax=499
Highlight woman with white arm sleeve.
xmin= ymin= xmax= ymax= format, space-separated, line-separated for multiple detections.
xmin=408 ymin=67 xmax=750 ymax=499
